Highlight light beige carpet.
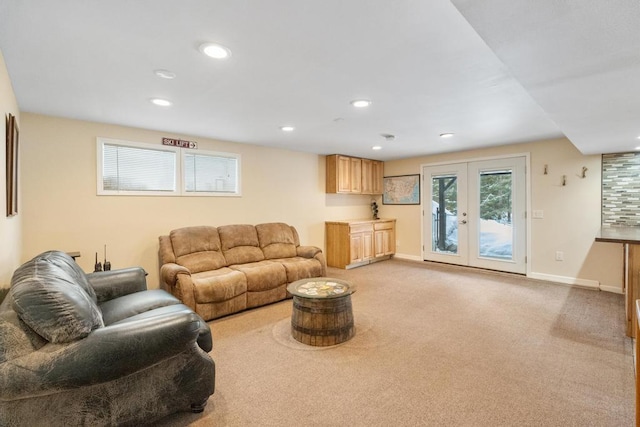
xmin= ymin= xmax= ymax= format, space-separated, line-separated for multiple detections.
xmin=158 ymin=259 xmax=634 ymax=426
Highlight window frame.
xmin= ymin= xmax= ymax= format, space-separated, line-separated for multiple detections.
xmin=181 ymin=149 xmax=242 ymax=197
xmin=96 ymin=137 xmax=242 ymax=197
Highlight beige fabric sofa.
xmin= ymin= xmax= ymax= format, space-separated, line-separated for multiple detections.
xmin=159 ymin=223 xmax=326 ymax=321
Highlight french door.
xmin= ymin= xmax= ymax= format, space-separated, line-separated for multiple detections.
xmin=422 ymin=156 xmax=527 ymax=274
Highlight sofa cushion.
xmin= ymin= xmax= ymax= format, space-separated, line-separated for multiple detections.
xmin=170 ymin=226 xmax=227 ymax=273
xmin=218 ymin=224 xmax=265 ymax=265
xmin=256 ymin=223 xmax=298 ymax=259
xmin=99 ymin=289 xmax=180 ymax=325
xmin=10 ymin=257 xmax=104 ymax=343
xmin=229 ymin=261 xmax=287 ymax=292
xmin=192 ymin=268 xmax=247 ymax=303
xmin=277 ymin=257 xmax=325 ymax=283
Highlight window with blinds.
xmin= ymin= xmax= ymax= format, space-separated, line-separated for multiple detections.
xmin=97 ymin=138 xmax=241 ymax=196
xmin=184 ymin=152 xmax=239 ymax=194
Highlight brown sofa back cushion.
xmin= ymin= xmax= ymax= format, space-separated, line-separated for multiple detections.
xmin=256 ymin=223 xmax=297 ymax=259
xmin=170 ymin=226 xmax=227 ymax=273
xmin=218 ymin=224 xmax=265 ymax=265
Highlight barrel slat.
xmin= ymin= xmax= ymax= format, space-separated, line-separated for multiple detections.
xmin=290 ymin=295 xmax=354 ymax=346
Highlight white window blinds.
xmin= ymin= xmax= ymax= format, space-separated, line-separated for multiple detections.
xmin=102 ymin=143 xmax=176 ymax=192
xmin=184 ymin=152 xmax=238 ymax=193
xmin=97 ymin=138 xmax=241 ymax=196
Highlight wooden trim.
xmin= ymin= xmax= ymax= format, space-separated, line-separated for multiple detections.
xmin=633 ymin=300 xmax=640 ymax=427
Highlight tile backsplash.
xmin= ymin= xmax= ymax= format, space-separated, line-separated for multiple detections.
xmin=602 ymin=152 xmax=640 ymax=226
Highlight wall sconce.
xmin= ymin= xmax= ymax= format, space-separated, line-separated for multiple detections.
xmin=562 ymin=175 xmax=567 ymax=186
xmin=582 ymin=166 xmax=588 ymax=178
xmin=544 ymin=164 xmax=548 ymax=175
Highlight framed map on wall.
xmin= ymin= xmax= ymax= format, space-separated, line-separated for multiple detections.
xmin=383 ymin=174 xmax=420 ymax=205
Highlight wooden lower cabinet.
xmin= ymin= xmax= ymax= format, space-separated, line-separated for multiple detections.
xmin=326 ymin=219 xmax=396 ymax=269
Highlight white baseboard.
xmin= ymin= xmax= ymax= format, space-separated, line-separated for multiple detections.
xmin=389 ymin=258 xmax=624 ymax=294
xmin=527 ymin=272 xmax=617 ymax=292
xmin=393 ymin=253 xmax=423 ymax=262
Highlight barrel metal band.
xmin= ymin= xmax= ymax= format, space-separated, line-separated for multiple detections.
xmin=291 ymin=323 xmax=354 ymax=337
xmin=293 ymin=304 xmax=349 ymax=315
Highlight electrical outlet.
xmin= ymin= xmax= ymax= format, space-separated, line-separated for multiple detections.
xmin=396 ymin=240 xmax=400 ymax=248
xmin=533 ymin=210 xmax=544 ymax=219
xmin=555 ymin=251 xmax=564 ymax=261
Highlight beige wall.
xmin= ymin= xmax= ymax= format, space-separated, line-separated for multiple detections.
xmin=0 ymin=50 xmax=21 ymax=288
xmin=5 ymin=64 xmax=621 ymax=293
xmin=20 ymin=113 xmax=373 ymax=287
xmin=17 ymin=113 xmax=624 ymax=292
xmin=381 ymin=138 xmax=623 ymax=292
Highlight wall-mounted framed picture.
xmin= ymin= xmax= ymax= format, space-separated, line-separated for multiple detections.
xmin=382 ymin=174 xmax=420 ymax=205
xmin=6 ymin=113 xmax=18 ymax=217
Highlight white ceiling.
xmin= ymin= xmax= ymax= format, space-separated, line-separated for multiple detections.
xmin=0 ymin=0 xmax=637 ymax=161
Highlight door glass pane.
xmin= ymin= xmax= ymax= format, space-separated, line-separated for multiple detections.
xmin=479 ymin=170 xmax=513 ymax=260
xmin=432 ymin=175 xmax=458 ymax=254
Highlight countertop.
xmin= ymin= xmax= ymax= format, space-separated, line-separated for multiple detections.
xmin=595 ymin=226 xmax=640 ymax=244
xmin=325 ymin=218 xmax=396 ymax=225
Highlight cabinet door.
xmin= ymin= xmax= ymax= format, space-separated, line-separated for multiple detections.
xmin=337 ymin=156 xmax=352 ymax=193
xmin=350 ymin=233 xmax=363 ymax=263
xmin=372 ymin=161 xmax=384 ymax=195
xmin=361 ymin=159 xmax=373 ymax=194
xmin=374 ymin=230 xmax=385 ymax=257
xmin=374 ymin=221 xmax=396 ymax=256
xmin=362 ymin=231 xmax=373 ymax=260
xmin=375 ymin=229 xmax=394 ymax=256
xmin=350 ymin=157 xmax=362 ymax=193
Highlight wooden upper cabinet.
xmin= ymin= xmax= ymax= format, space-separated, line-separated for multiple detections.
xmin=326 ymin=154 xmax=383 ymax=194
xmin=362 ymin=159 xmax=384 ymax=195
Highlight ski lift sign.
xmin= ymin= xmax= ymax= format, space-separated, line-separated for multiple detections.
xmin=162 ymin=137 xmax=198 ymax=149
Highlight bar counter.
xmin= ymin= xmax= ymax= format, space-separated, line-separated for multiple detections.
xmin=596 ymin=226 xmax=640 ymax=337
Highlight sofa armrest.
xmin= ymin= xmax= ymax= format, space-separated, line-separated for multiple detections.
xmin=297 ymin=245 xmax=322 ymax=258
xmin=0 ymin=311 xmax=201 ymax=400
xmin=160 ymin=263 xmax=191 ymax=288
xmin=86 ymin=267 xmax=148 ymax=303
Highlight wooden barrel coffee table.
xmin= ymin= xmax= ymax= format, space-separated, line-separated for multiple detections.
xmin=287 ymin=277 xmax=355 ymax=346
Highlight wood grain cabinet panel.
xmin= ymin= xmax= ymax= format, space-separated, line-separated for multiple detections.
xmin=326 ymin=155 xmax=383 ymax=195
xmin=326 ymin=219 xmax=395 ymax=269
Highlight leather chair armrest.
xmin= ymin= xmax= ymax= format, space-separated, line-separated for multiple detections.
xmin=86 ymin=267 xmax=148 ymax=303
xmin=160 ymin=263 xmax=191 ymax=287
xmin=297 ymin=245 xmax=322 ymax=258
xmin=0 ymin=311 xmax=201 ymax=400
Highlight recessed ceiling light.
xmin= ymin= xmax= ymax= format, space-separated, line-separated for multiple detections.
xmin=280 ymin=126 xmax=295 ymax=132
xmin=350 ymin=99 xmax=371 ymax=108
xmin=150 ymin=98 xmax=172 ymax=107
xmin=154 ymin=69 xmax=176 ymax=79
xmin=199 ymin=43 xmax=231 ymax=59
xmin=372 ymin=146 xmax=382 ymax=150
xmin=440 ymin=133 xmax=454 ymax=138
